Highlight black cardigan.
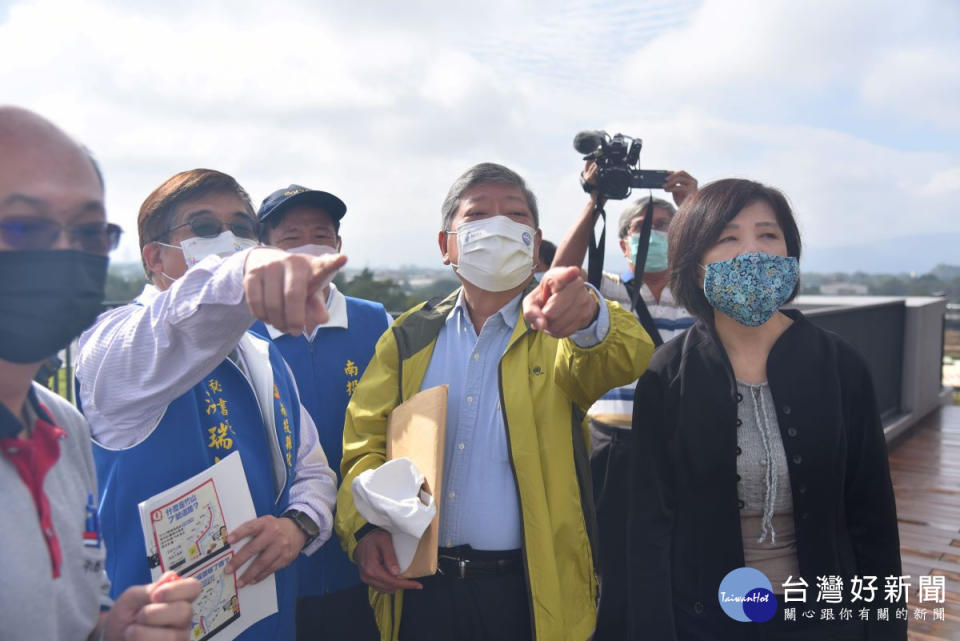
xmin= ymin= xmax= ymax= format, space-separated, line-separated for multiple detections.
xmin=626 ymin=310 xmax=905 ymax=640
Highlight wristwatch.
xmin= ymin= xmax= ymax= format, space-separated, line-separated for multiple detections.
xmin=281 ymin=509 xmax=319 ymax=547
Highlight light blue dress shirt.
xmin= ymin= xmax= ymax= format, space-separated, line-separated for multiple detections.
xmin=420 ymin=286 xmax=610 ymax=551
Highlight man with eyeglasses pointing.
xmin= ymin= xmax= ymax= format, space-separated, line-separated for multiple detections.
xmin=75 ymin=168 xmax=341 ymax=641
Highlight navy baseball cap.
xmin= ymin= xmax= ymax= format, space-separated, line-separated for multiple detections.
xmin=257 ymin=184 xmax=347 ymax=226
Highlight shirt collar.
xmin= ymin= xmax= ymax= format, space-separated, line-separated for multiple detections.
xmin=448 ymin=289 xmax=522 ymax=331
xmin=0 ymin=386 xmax=53 ymax=439
xmin=136 ymin=283 xmax=161 ymax=305
xmin=264 ymin=283 xmax=348 ymax=340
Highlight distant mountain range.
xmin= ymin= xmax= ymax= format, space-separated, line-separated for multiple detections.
xmin=801 ymin=233 xmax=960 ymax=275
xmin=106 ymin=233 xmax=960 ymax=280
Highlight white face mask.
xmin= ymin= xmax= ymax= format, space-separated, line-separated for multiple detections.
xmin=449 ymin=216 xmax=535 ymax=292
xmin=287 ymin=244 xmax=340 ymax=291
xmin=164 ymin=231 xmax=258 ymax=268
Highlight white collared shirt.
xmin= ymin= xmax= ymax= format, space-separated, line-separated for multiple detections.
xmin=261 ymin=283 xmax=394 ymax=341
xmin=422 ymin=286 xmax=609 ymax=550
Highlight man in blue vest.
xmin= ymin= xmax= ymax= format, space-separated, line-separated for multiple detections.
xmin=76 ymin=169 xmax=344 ymax=641
xmin=253 ymin=185 xmax=391 ymax=641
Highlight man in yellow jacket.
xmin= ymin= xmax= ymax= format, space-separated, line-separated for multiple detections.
xmin=336 ymin=163 xmax=653 ymax=641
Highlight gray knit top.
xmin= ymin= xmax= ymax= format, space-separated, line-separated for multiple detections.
xmin=736 ymin=381 xmax=800 ymax=589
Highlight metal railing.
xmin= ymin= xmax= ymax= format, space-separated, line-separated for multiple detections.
xmin=42 ymin=298 xmax=949 ymax=429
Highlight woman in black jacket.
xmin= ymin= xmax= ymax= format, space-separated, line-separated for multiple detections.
xmin=625 ymin=179 xmax=905 ymax=641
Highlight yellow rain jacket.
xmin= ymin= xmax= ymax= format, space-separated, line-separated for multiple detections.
xmin=336 ymin=287 xmax=653 ymax=641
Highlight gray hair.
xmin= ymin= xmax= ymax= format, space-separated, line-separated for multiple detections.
xmin=617 ymin=196 xmax=676 ymax=239
xmin=441 ymin=162 xmax=539 ymax=231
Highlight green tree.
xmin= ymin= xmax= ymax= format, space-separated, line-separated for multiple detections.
xmin=405 ymin=279 xmax=461 ymax=307
xmin=105 ymin=266 xmax=147 ymax=303
xmin=871 ymin=276 xmax=907 ymax=296
xmin=337 ymin=268 xmax=409 ymax=312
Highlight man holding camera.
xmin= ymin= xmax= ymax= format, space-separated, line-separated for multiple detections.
xmin=552 ymin=159 xmax=697 ymax=640
xmin=335 ymin=162 xmax=652 ymax=641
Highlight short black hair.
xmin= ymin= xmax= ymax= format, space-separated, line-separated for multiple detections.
xmin=668 ymin=178 xmax=802 ymax=319
xmin=538 ymin=239 xmax=557 ymax=268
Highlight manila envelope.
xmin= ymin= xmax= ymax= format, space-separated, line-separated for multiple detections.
xmin=385 ymin=384 xmax=447 ymax=578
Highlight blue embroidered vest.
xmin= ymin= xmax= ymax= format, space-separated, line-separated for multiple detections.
xmin=251 ymin=296 xmax=388 ymax=597
xmin=92 ymin=333 xmax=302 ymax=641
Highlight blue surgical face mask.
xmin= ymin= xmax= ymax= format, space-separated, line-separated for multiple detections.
xmin=703 ymin=252 xmax=799 ymax=327
xmin=628 ymin=230 xmax=669 ymax=273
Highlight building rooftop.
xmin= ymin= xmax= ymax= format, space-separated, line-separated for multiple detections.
xmin=890 ymin=405 xmax=960 ymax=639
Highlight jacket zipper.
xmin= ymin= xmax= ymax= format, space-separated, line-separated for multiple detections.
xmin=498 ymin=328 xmax=538 ymax=641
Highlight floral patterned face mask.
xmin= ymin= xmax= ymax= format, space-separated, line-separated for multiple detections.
xmin=702 ymin=252 xmax=799 ymax=327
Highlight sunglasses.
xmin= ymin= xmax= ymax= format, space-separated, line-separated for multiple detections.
xmin=0 ymin=217 xmax=123 ymax=254
xmin=166 ymin=216 xmax=259 ymax=241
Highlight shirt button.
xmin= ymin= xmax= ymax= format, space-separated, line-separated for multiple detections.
xmin=735 ymin=418 xmax=743 ymax=427
xmin=472 ymin=352 xmax=480 ymax=361
xmin=736 ymin=393 xmax=743 ymax=403
xmin=448 ymin=491 xmax=456 ymax=499
xmin=457 ymin=443 xmax=465 ymax=450
xmin=787 ymin=427 xmax=798 ymax=437
xmin=798 ymin=484 xmax=807 ymax=494
xmin=466 ymin=396 xmax=474 ymax=404
xmin=792 ymin=454 xmax=803 ymax=465
xmin=693 ymin=601 xmax=704 ymax=614
xmin=446 ymin=540 xmax=453 ymax=547
xmin=783 ymin=405 xmax=792 ymax=415
xmin=736 ymin=446 xmax=742 ymax=456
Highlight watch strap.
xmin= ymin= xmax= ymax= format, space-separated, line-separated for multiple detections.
xmin=281 ymin=509 xmax=318 ymax=547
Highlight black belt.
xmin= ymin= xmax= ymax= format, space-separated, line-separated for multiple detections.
xmin=436 ymin=545 xmax=523 ymax=579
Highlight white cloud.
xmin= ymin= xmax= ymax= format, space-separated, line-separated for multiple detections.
xmin=919 ymin=167 xmax=960 ymax=197
xmin=861 ymin=44 xmax=960 ymax=130
xmin=1 ymin=0 xmax=958 ymax=273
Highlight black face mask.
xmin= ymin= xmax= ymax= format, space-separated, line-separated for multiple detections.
xmin=0 ymin=250 xmax=108 ymax=364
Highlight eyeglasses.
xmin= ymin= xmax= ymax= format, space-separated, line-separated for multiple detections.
xmin=166 ymin=216 xmax=259 ymax=241
xmin=0 ymin=217 xmax=123 ymax=254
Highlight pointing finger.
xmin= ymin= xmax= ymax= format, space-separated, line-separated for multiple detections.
xmin=542 ymin=266 xmax=581 ymax=293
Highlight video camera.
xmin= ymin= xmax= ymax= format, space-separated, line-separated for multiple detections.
xmin=574 ymin=130 xmax=669 ymax=200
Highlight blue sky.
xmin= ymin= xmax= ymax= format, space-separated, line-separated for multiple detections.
xmin=2 ymin=0 xmax=958 ymax=273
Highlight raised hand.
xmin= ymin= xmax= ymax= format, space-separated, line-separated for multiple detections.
xmin=243 ymin=247 xmax=347 ymax=335
xmin=523 ymin=266 xmax=600 ymax=338
xmin=662 ymin=170 xmax=698 ymax=207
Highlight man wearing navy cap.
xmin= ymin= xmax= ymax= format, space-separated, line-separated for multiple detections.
xmin=255 ymin=185 xmax=391 ymax=641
